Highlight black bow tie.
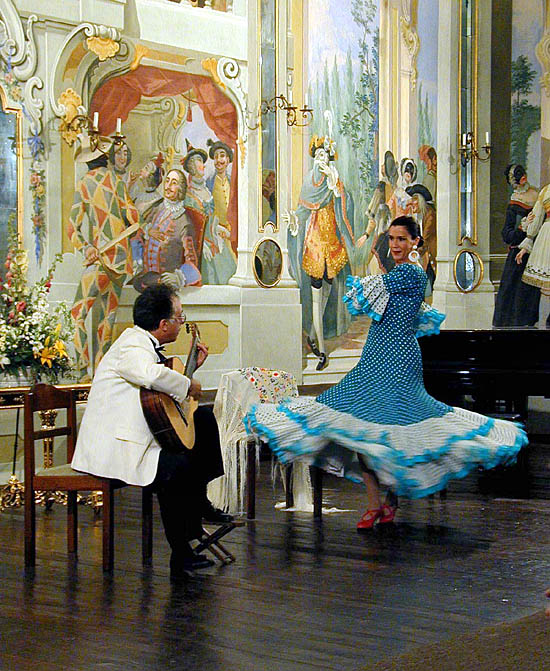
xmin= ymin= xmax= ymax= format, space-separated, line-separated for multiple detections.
xmin=152 ymin=342 xmax=167 ymax=362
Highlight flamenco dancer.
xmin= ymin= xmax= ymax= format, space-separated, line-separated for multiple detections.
xmin=245 ymin=216 xmax=527 ymax=530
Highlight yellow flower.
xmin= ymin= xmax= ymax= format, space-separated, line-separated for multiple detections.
xmin=53 ymin=339 xmax=68 ymax=359
xmin=35 ymin=346 xmax=54 ymax=367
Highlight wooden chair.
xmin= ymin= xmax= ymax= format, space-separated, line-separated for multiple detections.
xmin=24 ymin=383 xmax=153 ymax=572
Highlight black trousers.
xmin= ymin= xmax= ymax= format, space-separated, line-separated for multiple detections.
xmin=149 ymin=406 xmax=224 ymax=558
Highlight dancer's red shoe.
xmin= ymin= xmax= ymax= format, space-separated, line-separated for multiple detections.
xmin=357 ymin=509 xmax=381 ymax=532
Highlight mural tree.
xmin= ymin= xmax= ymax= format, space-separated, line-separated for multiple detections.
xmin=308 ymin=0 xmax=378 ymax=245
xmin=510 ymin=54 xmax=540 ymax=168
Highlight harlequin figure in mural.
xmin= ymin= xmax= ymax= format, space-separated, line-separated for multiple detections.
xmin=418 ymin=145 xmax=437 ymax=205
xmin=493 ymin=164 xmax=540 ymax=328
xmin=136 ymin=168 xmax=202 ymax=292
xmin=387 ymin=157 xmax=417 ymax=219
xmin=286 ymin=135 xmax=355 ymax=371
xmin=67 ymin=136 xmax=141 ymax=380
xmin=181 ymin=139 xmax=212 ymax=274
xmin=406 ymin=184 xmax=437 ymax=296
xmin=202 ymin=138 xmax=237 ymax=284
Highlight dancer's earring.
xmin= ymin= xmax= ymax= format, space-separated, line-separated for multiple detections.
xmin=408 ymin=244 xmax=420 ymax=263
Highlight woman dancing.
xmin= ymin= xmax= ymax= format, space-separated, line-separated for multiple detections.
xmin=245 ymin=216 xmax=527 ymax=530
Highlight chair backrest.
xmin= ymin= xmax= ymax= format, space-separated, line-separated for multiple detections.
xmin=24 ymin=383 xmax=77 ymax=479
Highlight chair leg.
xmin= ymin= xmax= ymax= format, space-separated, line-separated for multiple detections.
xmin=67 ymin=491 xmax=78 ymax=557
xmin=284 ymin=464 xmax=294 ymax=509
xmin=142 ymin=487 xmax=153 ymax=566
xmin=24 ymin=481 xmax=36 ymax=568
xmin=102 ymin=484 xmax=114 ymax=572
xmin=311 ymin=466 xmax=323 ymax=520
xmin=246 ymin=439 xmax=256 ymax=519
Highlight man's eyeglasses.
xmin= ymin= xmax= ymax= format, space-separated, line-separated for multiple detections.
xmin=167 ymin=313 xmax=186 ymax=324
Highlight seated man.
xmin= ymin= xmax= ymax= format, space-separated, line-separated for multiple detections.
xmin=71 ymin=283 xmax=232 ymax=577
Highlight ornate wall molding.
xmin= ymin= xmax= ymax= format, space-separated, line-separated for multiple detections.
xmin=399 ymin=5 xmax=419 ymax=91
xmin=204 ymin=56 xmax=248 ymax=166
xmin=536 ymin=30 xmax=550 ymax=96
xmin=49 ymin=23 xmax=124 ymax=119
xmin=0 ymin=0 xmax=45 ymax=262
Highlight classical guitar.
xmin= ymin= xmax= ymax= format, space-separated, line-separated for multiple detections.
xmin=140 ymin=323 xmax=201 ymax=452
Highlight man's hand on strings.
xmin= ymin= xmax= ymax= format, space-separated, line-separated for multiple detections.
xmin=196 ymin=342 xmax=209 ymax=368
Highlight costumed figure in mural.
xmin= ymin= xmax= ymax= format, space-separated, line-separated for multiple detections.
xmin=356 ymin=151 xmax=398 ymax=275
xmin=406 ymin=184 xmax=437 ymax=296
xmin=108 ymin=141 xmax=139 ymax=200
xmin=492 ymin=164 xmax=539 ymax=328
xmin=181 ymin=140 xmax=212 ymax=277
xmin=202 ymin=138 xmax=237 ymax=284
xmin=286 ymin=133 xmax=355 ymax=371
xmin=387 ymin=157 xmax=417 ymax=218
xmin=418 ymin=145 xmax=437 ymax=205
xmin=515 ymin=173 xmax=550 ymax=326
xmin=129 ymin=154 xmax=166 ymax=275
xmin=134 ymin=168 xmax=201 ymax=292
xmin=366 ymin=204 xmax=394 ymax=275
xmin=67 ymin=137 xmax=141 ymax=380
xmin=133 ymin=153 xmax=165 ymax=214
xmin=245 ymin=216 xmax=527 ymax=530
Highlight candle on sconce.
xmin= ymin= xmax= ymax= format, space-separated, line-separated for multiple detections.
xmin=92 ymin=112 xmax=99 ymax=131
xmin=485 ymin=131 xmax=490 ymax=146
xmin=116 ymin=118 xmax=122 ymax=134
xmin=462 ymin=133 xmax=467 ymax=147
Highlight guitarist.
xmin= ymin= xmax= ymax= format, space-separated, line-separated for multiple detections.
xmin=72 ymin=284 xmax=232 ymax=576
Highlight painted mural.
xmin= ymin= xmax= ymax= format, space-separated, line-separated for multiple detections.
xmin=292 ymin=0 xmax=438 ymax=370
xmin=491 ymin=1 xmax=545 ymax=329
xmin=65 ymin=64 xmax=239 ymax=377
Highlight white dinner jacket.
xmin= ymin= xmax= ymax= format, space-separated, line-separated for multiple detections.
xmin=71 ymin=326 xmax=190 ymax=486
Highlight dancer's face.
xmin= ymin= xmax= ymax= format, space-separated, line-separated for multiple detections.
xmin=388 ymin=225 xmax=419 ymax=264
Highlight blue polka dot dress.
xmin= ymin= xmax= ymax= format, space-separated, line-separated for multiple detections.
xmin=244 ymin=262 xmax=528 ymax=498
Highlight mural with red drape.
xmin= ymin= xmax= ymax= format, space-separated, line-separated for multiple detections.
xmin=90 ymin=65 xmax=239 ymax=252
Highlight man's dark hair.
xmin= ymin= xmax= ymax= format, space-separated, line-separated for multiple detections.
xmin=86 ymin=154 xmax=108 ymax=171
xmin=133 ymin=284 xmax=177 ymax=331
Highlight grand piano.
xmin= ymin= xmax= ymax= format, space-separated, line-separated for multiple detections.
xmin=419 ymin=329 xmax=550 ymax=497
xmin=419 ymin=329 xmax=550 ymax=421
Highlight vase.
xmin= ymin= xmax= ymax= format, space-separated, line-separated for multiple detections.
xmin=0 ymin=368 xmax=35 ymax=389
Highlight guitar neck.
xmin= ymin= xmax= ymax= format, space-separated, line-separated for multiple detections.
xmin=184 ymin=334 xmax=200 ymax=379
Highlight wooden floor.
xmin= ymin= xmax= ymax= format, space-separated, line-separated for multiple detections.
xmin=1 ymin=467 xmax=550 ymax=671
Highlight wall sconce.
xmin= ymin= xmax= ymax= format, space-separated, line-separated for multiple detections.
xmin=247 ymin=94 xmax=313 ymax=130
xmin=459 ymin=131 xmax=492 ymax=166
xmin=66 ymin=112 xmax=126 ymax=153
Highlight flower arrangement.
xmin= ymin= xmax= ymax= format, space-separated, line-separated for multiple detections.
xmin=0 ymin=222 xmax=74 ymax=384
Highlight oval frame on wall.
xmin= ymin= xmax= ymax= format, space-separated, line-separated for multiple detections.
xmin=453 ymin=248 xmax=484 ymax=293
xmin=252 ymin=237 xmax=283 ymax=288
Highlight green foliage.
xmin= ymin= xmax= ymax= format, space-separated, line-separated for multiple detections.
xmin=510 ymin=55 xmax=540 ymax=168
xmin=512 ymin=55 xmax=537 ymax=104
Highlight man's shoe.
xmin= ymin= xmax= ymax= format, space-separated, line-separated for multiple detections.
xmin=202 ymin=500 xmax=234 ymax=524
xmin=170 ymin=553 xmax=215 ymax=578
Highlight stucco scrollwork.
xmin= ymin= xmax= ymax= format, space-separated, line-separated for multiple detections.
xmin=536 ymin=30 xmax=550 ymax=97
xmin=399 ymin=12 xmax=419 ymax=91
xmin=49 ymin=23 xmax=123 ymax=119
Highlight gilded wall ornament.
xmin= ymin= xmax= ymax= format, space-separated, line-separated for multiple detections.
xmin=202 ymin=57 xmax=226 ymax=90
xmin=86 ymin=36 xmax=120 ymax=62
xmin=58 ymin=88 xmax=83 ymax=145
